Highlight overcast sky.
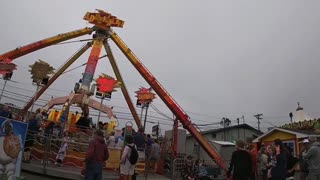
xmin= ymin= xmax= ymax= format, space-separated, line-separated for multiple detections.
xmin=1 ymin=1 xmax=320 ymax=133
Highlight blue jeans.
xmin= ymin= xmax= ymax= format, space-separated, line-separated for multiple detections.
xmin=85 ymin=162 xmax=103 ymax=180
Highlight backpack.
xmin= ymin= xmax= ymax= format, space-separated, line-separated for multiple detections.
xmin=127 ymin=145 xmax=139 ymax=165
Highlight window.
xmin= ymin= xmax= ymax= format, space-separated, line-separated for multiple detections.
xmin=211 ymin=133 xmax=216 ymax=138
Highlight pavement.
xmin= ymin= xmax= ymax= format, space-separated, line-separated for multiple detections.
xmin=21 ymin=162 xmax=170 ymax=180
xmin=21 ymin=171 xmax=169 ymax=180
xmin=21 ymin=171 xmax=65 ymax=180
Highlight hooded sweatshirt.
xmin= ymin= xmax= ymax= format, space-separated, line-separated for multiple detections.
xmin=304 ymin=142 xmax=320 ymax=171
xmin=86 ymin=136 xmax=109 ymax=164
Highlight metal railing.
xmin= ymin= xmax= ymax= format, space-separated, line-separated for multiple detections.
xmin=23 ymin=129 xmax=123 ymax=175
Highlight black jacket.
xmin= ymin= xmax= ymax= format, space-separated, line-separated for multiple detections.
xmin=271 ymin=151 xmax=287 ymax=179
xmin=227 ymin=149 xmax=252 ymax=180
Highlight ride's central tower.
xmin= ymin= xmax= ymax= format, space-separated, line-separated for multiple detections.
xmin=80 ymin=10 xmax=124 ymax=93
xmin=80 ymin=31 xmax=105 ymax=92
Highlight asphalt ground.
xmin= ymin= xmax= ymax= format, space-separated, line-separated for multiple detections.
xmin=21 ymin=171 xmax=169 ymax=180
xmin=21 ymin=171 xmax=68 ymax=180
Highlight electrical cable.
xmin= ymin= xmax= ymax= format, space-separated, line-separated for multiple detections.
xmin=54 ymin=37 xmax=108 ymax=45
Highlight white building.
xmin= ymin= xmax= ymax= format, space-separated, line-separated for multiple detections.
xmin=185 ymin=124 xmax=262 ymax=165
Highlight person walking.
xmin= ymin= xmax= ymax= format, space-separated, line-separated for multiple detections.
xmin=133 ymin=127 xmax=145 ymax=151
xmin=34 ymin=108 xmax=42 ymax=129
xmin=120 ymin=135 xmax=137 ymax=180
xmin=84 ymin=129 xmax=109 ymax=180
xmin=304 ymin=136 xmax=320 ymax=180
xmin=148 ymin=139 xmax=160 ymax=172
xmin=145 ymin=134 xmax=153 ymax=160
xmin=227 ymin=140 xmax=252 ymax=180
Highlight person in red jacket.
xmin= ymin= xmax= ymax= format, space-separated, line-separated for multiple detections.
xmin=85 ymin=129 xmax=109 ymax=180
xmin=247 ymin=144 xmax=257 ymax=180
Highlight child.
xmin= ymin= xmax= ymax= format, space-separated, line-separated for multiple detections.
xmin=55 ymin=134 xmax=69 ymax=166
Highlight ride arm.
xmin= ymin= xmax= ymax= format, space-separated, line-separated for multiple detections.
xmin=0 ymin=27 xmax=94 ymax=61
xmin=22 ymin=42 xmax=92 ymax=113
xmin=108 ymin=29 xmax=227 ymax=172
xmin=103 ymin=41 xmax=142 ymax=128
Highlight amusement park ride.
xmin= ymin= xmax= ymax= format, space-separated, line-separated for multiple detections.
xmin=0 ymin=9 xmax=227 ymax=172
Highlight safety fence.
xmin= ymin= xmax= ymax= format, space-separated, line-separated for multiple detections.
xmin=24 ymin=131 xmax=123 ymax=174
xmin=23 ymin=129 xmax=166 ymax=177
xmin=24 ymin=128 xmax=223 ymax=179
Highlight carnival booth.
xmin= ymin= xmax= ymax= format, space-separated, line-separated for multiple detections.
xmin=253 ymin=104 xmax=320 ymax=156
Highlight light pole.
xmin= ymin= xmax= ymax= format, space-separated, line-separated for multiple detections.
xmin=143 ymin=102 xmax=150 ymax=133
xmin=135 ymin=87 xmax=156 ymax=132
xmin=140 ymin=104 xmax=144 ymax=123
xmin=289 ymin=112 xmax=293 ymax=123
xmin=0 ymin=79 xmax=8 ymax=103
xmin=30 ymin=81 xmax=40 ymax=114
xmin=97 ymin=95 xmax=105 ymax=126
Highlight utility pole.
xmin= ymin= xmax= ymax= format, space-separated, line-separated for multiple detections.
xmin=221 ymin=117 xmax=230 ymax=141
xmin=254 ymin=114 xmax=263 ymax=131
xmin=157 ymin=121 xmax=159 ymax=140
xmin=242 ymin=115 xmax=246 ymax=141
xmin=237 ymin=118 xmax=240 ymax=140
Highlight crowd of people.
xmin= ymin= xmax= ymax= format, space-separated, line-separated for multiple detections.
xmin=84 ymin=127 xmax=161 ymax=180
xmin=227 ymin=137 xmax=320 ymax=180
xmin=2 ymin=105 xmax=320 ymax=180
xmin=183 ymin=155 xmax=212 ymax=180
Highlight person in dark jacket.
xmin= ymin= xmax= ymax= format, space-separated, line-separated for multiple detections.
xmin=85 ymin=129 xmax=109 ymax=180
xmin=76 ymin=112 xmax=90 ymax=132
xmin=227 ymin=140 xmax=252 ymax=180
xmin=43 ymin=121 xmax=55 ymax=144
xmin=284 ymin=145 xmax=298 ymax=180
xmin=270 ymin=139 xmax=287 ymax=180
xmin=300 ymin=139 xmax=310 ymax=180
xmin=133 ymin=127 xmax=145 ymax=151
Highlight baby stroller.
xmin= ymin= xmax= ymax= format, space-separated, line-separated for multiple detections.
xmin=181 ymin=156 xmax=196 ymax=180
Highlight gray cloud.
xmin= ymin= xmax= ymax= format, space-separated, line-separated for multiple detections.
xmin=1 ymin=0 xmax=320 ymax=132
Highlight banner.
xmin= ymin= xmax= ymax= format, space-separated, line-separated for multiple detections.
xmin=105 ymin=148 xmax=121 ymax=170
xmin=0 ymin=117 xmax=28 ymax=180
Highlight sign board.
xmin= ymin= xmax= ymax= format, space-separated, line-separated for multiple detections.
xmin=96 ymin=76 xmax=116 ymax=93
xmin=0 ymin=118 xmax=28 ymax=180
xmin=152 ymin=125 xmax=159 ymax=136
xmin=135 ymin=87 xmax=156 ymax=105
